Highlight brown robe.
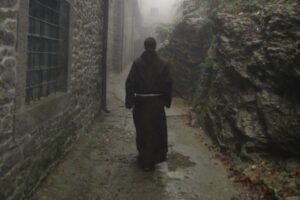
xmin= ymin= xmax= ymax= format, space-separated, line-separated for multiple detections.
xmin=125 ymin=50 xmax=172 ymax=167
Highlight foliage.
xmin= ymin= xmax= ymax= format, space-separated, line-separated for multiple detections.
xmin=197 ymin=57 xmax=213 ymax=70
xmin=155 ymin=23 xmax=172 ymax=43
xmin=177 ymin=0 xmax=297 ymax=14
xmin=196 ymin=35 xmax=217 ymax=70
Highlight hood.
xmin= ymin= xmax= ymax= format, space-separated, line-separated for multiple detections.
xmin=141 ymin=50 xmax=158 ymax=64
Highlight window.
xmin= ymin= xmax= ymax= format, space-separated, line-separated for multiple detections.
xmin=26 ymin=0 xmax=69 ymax=104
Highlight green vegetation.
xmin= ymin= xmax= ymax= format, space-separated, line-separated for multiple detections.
xmin=155 ymin=23 xmax=172 ymax=43
xmin=197 ymin=35 xmax=216 ymax=70
xmin=181 ymin=0 xmax=297 ymax=13
xmin=197 ymin=57 xmax=213 ymax=70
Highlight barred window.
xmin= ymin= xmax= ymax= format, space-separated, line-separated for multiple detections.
xmin=26 ymin=0 xmax=69 ymax=104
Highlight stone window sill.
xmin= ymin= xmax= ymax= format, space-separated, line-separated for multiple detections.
xmin=14 ymin=92 xmax=69 ymax=139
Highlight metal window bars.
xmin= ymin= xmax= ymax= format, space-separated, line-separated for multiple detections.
xmin=26 ymin=0 xmax=69 ymax=104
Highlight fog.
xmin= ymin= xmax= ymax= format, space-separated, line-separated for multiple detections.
xmin=138 ymin=0 xmax=182 ymax=27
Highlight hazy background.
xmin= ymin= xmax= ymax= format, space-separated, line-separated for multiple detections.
xmin=138 ymin=0 xmax=182 ymax=27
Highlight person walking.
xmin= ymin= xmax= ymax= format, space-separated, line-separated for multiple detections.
xmin=125 ymin=37 xmax=172 ymax=171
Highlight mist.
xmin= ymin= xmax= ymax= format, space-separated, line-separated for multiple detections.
xmin=138 ymin=0 xmax=182 ymax=34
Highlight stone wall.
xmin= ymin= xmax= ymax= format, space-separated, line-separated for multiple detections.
xmin=107 ymin=0 xmax=142 ymax=72
xmin=122 ymin=0 xmax=142 ymax=67
xmin=0 ymin=2 xmax=18 ymax=133
xmin=107 ymin=0 xmax=124 ymax=72
xmin=0 ymin=0 xmax=106 ymax=199
xmin=0 ymin=0 xmax=19 ymax=198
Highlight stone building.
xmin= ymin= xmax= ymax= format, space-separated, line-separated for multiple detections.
xmin=0 ymin=0 xmax=109 ymax=199
xmin=138 ymin=0 xmax=181 ymax=36
xmin=106 ymin=0 xmax=143 ymax=73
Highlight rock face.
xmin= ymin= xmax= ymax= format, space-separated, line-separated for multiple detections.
xmin=160 ymin=9 xmax=214 ymax=99
xmin=161 ymin=2 xmax=300 ymax=156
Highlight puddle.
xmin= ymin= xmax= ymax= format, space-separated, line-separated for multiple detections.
xmin=168 ymin=152 xmax=196 ymax=171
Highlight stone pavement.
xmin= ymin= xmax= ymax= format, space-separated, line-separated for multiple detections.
xmin=32 ymin=70 xmax=245 ymax=200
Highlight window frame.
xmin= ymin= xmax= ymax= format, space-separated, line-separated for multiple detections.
xmin=14 ymin=0 xmax=73 ymax=137
xmin=26 ymin=0 xmax=69 ymax=104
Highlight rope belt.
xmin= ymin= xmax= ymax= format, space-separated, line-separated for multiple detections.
xmin=135 ymin=93 xmax=162 ymax=97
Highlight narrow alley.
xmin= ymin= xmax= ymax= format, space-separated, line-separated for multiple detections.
xmin=1 ymin=0 xmax=299 ymax=199
xmin=32 ymin=69 xmax=244 ymax=200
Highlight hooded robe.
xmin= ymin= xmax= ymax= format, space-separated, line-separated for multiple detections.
xmin=125 ymin=50 xmax=172 ymax=168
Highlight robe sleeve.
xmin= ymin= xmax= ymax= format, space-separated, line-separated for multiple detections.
xmin=163 ymin=62 xmax=173 ymax=108
xmin=125 ymin=62 xmax=136 ymax=109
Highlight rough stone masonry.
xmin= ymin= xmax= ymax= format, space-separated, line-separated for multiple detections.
xmin=0 ymin=0 xmax=107 ymax=199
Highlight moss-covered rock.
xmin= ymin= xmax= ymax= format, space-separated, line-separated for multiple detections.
xmin=160 ymin=1 xmax=300 ymax=157
xmin=160 ymin=10 xmax=214 ymax=99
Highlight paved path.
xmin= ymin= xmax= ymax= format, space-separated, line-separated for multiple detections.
xmin=33 ymin=70 xmax=244 ymax=200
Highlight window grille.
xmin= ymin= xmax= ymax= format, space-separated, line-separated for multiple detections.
xmin=26 ymin=0 xmax=69 ymax=103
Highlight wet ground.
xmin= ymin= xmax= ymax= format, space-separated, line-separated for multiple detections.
xmin=32 ymin=70 xmax=245 ymax=200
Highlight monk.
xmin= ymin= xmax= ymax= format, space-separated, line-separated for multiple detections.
xmin=125 ymin=37 xmax=172 ymax=171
